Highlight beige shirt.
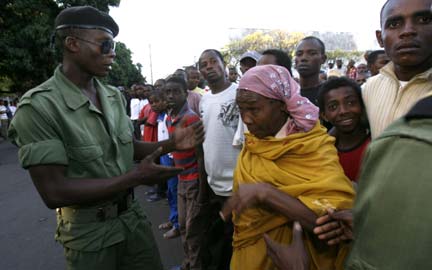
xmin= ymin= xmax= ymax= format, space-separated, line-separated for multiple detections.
xmin=362 ymin=63 xmax=432 ymax=139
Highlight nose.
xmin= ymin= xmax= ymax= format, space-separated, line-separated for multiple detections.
xmin=339 ymin=103 xmax=349 ymax=115
xmin=241 ymin=112 xmax=253 ymax=125
xmin=400 ymin=19 xmax=417 ymax=38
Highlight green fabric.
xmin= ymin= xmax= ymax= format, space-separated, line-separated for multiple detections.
xmin=8 ymin=65 xmax=141 ymax=252
xmin=63 ymin=202 xmax=163 ymax=270
xmin=345 ymin=117 xmax=432 ymax=270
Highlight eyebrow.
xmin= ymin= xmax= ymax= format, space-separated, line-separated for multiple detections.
xmin=385 ymin=9 xmax=432 ymax=24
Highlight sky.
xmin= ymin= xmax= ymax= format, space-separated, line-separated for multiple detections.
xmin=110 ymin=0 xmax=387 ymax=84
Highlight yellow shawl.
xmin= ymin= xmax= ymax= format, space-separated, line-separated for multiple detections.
xmin=231 ymin=122 xmax=355 ymax=270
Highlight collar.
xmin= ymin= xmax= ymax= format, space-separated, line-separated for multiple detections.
xmin=380 ymin=62 xmax=432 ymax=82
xmin=274 ymin=119 xmax=290 ymax=138
xmin=53 ymin=65 xmax=116 ymax=110
xmin=170 ymin=102 xmax=190 ymax=124
xmin=405 ymin=95 xmax=432 ymax=120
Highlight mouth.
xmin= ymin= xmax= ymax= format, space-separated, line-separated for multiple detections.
xmin=296 ymin=64 xmax=310 ymax=70
xmin=396 ymin=43 xmax=420 ymax=53
xmin=336 ymin=118 xmax=354 ymax=126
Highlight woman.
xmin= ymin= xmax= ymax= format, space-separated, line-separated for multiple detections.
xmin=223 ymin=65 xmax=355 ymax=270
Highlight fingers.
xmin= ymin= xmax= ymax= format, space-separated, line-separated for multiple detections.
xmin=315 ymin=214 xmax=332 ymax=226
xmin=329 ymin=209 xmax=353 ymax=223
xmin=313 ymin=220 xmax=340 ymax=235
xmin=263 ymin=233 xmax=280 ymax=256
xmin=220 ymin=197 xmax=236 ymax=222
xmin=191 ymin=121 xmax=205 ymax=144
xmin=291 ymin=221 xmax=304 ymax=246
xmin=144 ymin=147 xmax=163 ymax=162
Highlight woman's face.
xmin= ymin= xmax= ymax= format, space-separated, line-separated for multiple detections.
xmin=236 ymin=89 xmax=288 ymax=139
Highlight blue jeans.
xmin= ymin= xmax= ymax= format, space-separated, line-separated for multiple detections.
xmin=160 ymin=155 xmax=178 ymax=229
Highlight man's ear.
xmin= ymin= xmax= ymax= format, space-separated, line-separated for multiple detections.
xmin=321 ymin=54 xmax=328 ymax=65
xmin=376 ymin=30 xmax=384 ymax=48
xmin=64 ymin=36 xmax=80 ymax=53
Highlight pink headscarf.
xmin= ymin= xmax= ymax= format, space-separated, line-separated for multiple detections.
xmin=238 ymin=64 xmax=319 ymax=134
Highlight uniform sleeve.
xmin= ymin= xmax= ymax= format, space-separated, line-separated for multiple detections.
xmin=8 ymin=103 xmax=68 ymax=169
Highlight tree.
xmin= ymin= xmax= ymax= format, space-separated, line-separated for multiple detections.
xmin=0 ymin=0 xmax=143 ymax=94
xmin=102 ymin=42 xmax=145 ymax=87
xmin=222 ymin=30 xmax=305 ymax=66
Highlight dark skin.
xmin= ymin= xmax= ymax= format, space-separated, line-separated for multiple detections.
xmin=295 ymin=39 xmax=327 ymax=89
xmin=376 ymin=0 xmax=432 ymax=81
xmin=264 ymin=221 xmax=310 ymax=270
xmin=30 ymin=29 xmax=204 ymax=209
xmin=198 ymin=51 xmax=231 ymax=94
xmin=313 ymin=209 xmax=353 ymax=245
xmin=221 ymin=90 xmax=317 ymax=231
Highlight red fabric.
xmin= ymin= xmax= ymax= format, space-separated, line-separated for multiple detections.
xmin=166 ymin=104 xmax=200 ymax=181
xmin=338 ymin=136 xmax=371 ymax=182
xmin=139 ymin=104 xmax=157 ymax=142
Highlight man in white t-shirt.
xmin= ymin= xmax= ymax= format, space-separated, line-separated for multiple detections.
xmin=198 ymin=49 xmax=240 ymax=270
xmin=0 ymin=99 xmax=8 ymax=140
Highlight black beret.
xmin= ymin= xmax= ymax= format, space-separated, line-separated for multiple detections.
xmin=54 ymin=6 xmax=119 ymax=37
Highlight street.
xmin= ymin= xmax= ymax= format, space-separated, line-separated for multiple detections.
xmin=0 ymin=140 xmax=183 ymax=270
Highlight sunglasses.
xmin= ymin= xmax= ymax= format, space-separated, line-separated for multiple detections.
xmin=72 ymin=36 xmax=116 ymax=54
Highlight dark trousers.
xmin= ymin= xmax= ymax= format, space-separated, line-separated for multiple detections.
xmin=202 ymin=194 xmax=233 ymax=270
xmin=178 ymin=180 xmax=207 ymax=270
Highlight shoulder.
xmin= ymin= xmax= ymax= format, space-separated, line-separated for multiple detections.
xmin=18 ymin=78 xmax=57 ymax=108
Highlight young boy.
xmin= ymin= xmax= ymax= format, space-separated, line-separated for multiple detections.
xmin=147 ymin=90 xmax=180 ymax=239
xmin=164 ymin=76 xmax=208 ymax=270
xmin=318 ymin=77 xmax=371 ymax=182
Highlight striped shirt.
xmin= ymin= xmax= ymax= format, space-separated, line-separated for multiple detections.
xmin=362 ymin=63 xmax=432 ymax=139
xmin=166 ymin=102 xmax=200 ymax=181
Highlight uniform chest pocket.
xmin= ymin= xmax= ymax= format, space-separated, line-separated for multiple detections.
xmin=118 ymin=130 xmax=133 ymax=144
xmin=67 ymin=145 xmax=103 ymax=162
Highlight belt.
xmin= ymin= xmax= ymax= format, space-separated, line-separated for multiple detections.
xmin=57 ymin=189 xmax=134 ymax=223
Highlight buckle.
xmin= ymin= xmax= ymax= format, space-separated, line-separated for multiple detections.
xmin=96 ymin=207 xmax=106 ymax=221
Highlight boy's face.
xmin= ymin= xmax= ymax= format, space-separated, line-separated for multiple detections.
xmin=165 ymin=82 xmax=187 ymax=112
xmin=321 ymin=86 xmax=363 ymax=134
xmin=187 ymin=70 xmax=200 ymax=90
xmin=148 ymin=95 xmax=167 ymax=113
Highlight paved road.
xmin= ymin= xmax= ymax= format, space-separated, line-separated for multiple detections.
xmin=0 ymin=140 xmax=183 ymax=270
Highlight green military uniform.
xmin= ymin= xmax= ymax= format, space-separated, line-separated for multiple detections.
xmin=345 ymin=95 xmax=432 ymax=270
xmin=8 ymin=66 xmax=163 ymax=270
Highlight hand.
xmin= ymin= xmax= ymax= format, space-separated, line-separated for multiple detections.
xmin=172 ymin=119 xmax=204 ymax=150
xmin=264 ymin=221 xmax=310 ymax=270
xmin=313 ymin=209 xmax=353 ymax=245
xmin=220 ymin=183 xmax=268 ymax=221
xmin=136 ymin=147 xmax=183 ymax=185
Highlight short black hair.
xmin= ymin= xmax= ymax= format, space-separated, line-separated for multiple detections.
xmin=366 ymin=50 xmax=386 ymax=65
xmin=199 ymin=49 xmax=225 ymax=65
xmin=299 ymin=36 xmax=326 ymax=55
xmin=166 ymin=76 xmax=188 ymax=92
xmin=148 ymin=89 xmax=165 ymax=100
xmin=262 ymin=49 xmax=293 ymax=76
xmin=380 ymin=0 xmax=391 ymax=27
xmin=317 ymin=77 xmax=364 ymax=111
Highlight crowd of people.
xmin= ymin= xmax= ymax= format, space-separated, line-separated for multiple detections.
xmin=5 ymin=0 xmax=432 ymax=269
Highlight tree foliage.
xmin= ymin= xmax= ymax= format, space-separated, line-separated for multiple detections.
xmin=222 ymin=29 xmax=364 ymax=66
xmin=0 ymin=0 xmax=143 ymax=93
xmin=101 ymin=42 xmax=145 ymax=87
xmin=222 ymin=30 xmax=305 ymax=66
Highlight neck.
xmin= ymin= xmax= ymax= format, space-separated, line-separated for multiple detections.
xmin=336 ymin=125 xmax=368 ymax=150
xmin=300 ymin=75 xmax=320 ymax=88
xmin=394 ymin=60 xmax=432 ymax=81
xmin=61 ymin=62 xmax=94 ymax=91
xmin=171 ymin=102 xmax=185 ymax=117
xmin=209 ymin=78 xmax=231 ymax=94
